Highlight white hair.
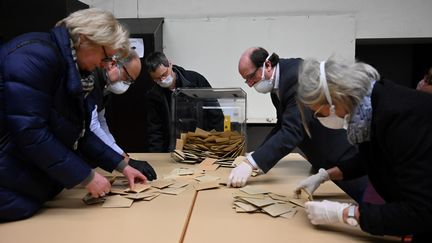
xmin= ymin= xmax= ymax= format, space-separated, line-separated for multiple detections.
xmin=56 ymin=8 xmax=130 ymax=56
xmin=297 ymin=56 xmax=380 ymax=113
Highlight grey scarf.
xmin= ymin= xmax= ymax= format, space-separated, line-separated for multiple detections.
xmin=346 ymin=81 xmax=376 ymax=144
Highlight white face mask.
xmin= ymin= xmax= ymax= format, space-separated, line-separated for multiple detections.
xmin=254 ymin=54 xmax=275 ymax=94
xmin=316 ymin=61 xmax=348 ymax=130
xmin=317 ymin=106 xmax=348 ymax=129
xmin=157 ymin=74 xmax=174 ymax=88
xmin=106 ymin=81 xmax=130 ymax=94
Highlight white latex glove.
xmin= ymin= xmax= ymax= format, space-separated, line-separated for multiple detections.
xmin=294 ymin=168 xmax=329 ymax=197
xmin=227 ymin=161 xmax=253 ymax=187
xmin=305 ymin=200 xmax=350 ymax=225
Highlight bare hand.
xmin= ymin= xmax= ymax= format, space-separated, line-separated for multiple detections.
xmin=123 ymin=165 xmax=147 ymax=190
xmin=86 ymin=172 xmax=111 ymax=198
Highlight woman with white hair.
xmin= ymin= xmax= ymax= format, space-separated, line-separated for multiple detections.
xmin=0 ymin=8 xmax=148 ymax=221
xmin=295 ymin=57 xmax=432 ymax=242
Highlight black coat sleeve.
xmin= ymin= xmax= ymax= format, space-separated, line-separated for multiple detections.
xmin=251 ymin=98 xmax=305 ymax=173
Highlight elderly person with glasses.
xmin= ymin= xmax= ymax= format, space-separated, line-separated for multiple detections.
xmin=0 ymin=8 xmax=150 ymax=221
xmin=295 ymin=57 xmax=432 ymax=242
xmin=87 ymin=50 xmax=157 ymax=181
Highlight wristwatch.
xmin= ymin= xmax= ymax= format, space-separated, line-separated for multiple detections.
xmin=346 ymin=205 xmax=359 ymax=227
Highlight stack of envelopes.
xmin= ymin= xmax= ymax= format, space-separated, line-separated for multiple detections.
xmin=82 ymin=177 xmax=191 ymax=208
xmin=172 ymin=128 xmax=245 ymax=165
xmin=232 ymin=186 xmax=299 ymax=219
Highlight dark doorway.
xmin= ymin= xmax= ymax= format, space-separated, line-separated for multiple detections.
xmin=356 ymin=38 xmax=432 ymax=88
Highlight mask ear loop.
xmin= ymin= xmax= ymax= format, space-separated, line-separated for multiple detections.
xmin=319 ymin=61 xmax=335 ymax=113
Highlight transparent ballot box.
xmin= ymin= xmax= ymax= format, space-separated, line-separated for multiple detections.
xmin=171 ymin=88 xmax=247 ymax=163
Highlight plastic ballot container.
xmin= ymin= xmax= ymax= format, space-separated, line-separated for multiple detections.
xmin=170 ymin=88 xmax=247 ymax=156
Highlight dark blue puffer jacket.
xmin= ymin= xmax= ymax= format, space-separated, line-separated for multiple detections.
xmin=0 ymin=26 xmax=123 ymax=219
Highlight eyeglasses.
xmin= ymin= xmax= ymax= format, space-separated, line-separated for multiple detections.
xmin=121 ymin=65 xmax=134 ymax=85
xmin=101 ymin=46 xmax=113 ymax=63
xmin=244 ymin=66 xmax=260 ymax=82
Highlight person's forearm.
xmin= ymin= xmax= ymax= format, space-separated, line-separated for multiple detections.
xmin=327 ymin=167 xmax=344 ymax=180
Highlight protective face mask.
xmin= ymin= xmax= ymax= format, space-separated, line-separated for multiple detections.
xmin=106 ymin=81 xmax=130 ymax=94
xmin=317 ymin=106 xmax=349 ymax=129
xmin=157 ymin=74 xmax=174 ymax=88
xmin=316 ymin=61 xmax=348 ymax=130
xmin=253 ymin=54 xmax=275 ymax=94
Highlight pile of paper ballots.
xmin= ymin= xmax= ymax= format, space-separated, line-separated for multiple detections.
xmin=172 ymin=128 xmax=245 ymax=165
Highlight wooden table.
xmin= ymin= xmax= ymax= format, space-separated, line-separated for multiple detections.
xmin=0 ymin=153 xmax=398 ymax=243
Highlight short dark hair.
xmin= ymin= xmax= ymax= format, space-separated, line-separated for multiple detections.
xmin=250 ymin=47 xmax=279 ymax=68
xmin=144 ymin=51 xmax=170 ymax=73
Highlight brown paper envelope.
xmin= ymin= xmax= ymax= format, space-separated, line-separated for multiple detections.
xmin=175 ymin=139 xmax=184 ymax=150
xmin=169 ymin=181 xmax=189 ymax=188
xmin=280 ymin=209 xmax=298 ymax=219
xmin=151 ymin=179 xmax=175 ymax=189
xmin=125 ymin=183 xmax=151 ymax=193
xmin=240 ymin=185 xmax=270 ymax=195
xmin=262 ymin=203 xmax=294 ymax=217
xmin=234 ymin=201 xmax=259 ymax=212
xmin=194 ymin=181 xmax=220 ymax=191
xmin=160 ymin=187 xmax=187 ymax=195
xmin=288 ymin=198 xmax=307 ymax=208
xmin=241 ymin=197 xmax=277 ymax=207
xmin=102 ymin=195 xmax=133 ymax=208
xmin=194 ymin=174 xmax=220 ymax=182
xmin=123 ymin=192 xmax=157 ymax=200
xmin=198 ymin=164 xmax=220 ymax=171
xmin=232 ymin=191 xmax=266 ymax=199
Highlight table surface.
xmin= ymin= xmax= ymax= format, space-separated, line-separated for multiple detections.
xmin=0 ymin=153 xmax=398 ymax=243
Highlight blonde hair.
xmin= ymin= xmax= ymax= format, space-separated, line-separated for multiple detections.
xmin=297 ymin=57 xmax=380 ymax=114
xmin=56 ymin=8 xmax=130 ymax=56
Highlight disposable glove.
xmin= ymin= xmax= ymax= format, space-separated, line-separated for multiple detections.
xmin=294 ymin=168 xmax=329 ymax=197
xmin=305 ymin=200 xmax=350 ymax=225
xmin=227 ymin=161 xmax=253 ymax=187
xmin=128 ymin=159 xmax=157 ymax=181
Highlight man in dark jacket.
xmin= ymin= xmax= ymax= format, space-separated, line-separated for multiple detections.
xmin=144 ymin=52 xmax=223 ymax=152
xmin=0 ymin=9 xmax=147 ymax=221
xmin=227 ymin=47 xmax=367 ymax=203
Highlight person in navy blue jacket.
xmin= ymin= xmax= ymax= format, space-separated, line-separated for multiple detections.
xmin=297 ymin=57 xmax=432 ymax=242
xmin=0 ymin=8 xmax=149 ymax=221
xmin=227 ymin=47 xmax=367 ymax=203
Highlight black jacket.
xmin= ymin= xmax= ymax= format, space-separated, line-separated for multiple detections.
xmin=146 ymin=65 xmax=221 ymax=152
xmin=252 ymin=58 xmax=359 ymax=173
xmin=337 ymin=80 xmax=432 ymax=239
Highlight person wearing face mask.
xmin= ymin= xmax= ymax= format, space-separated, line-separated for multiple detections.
xmin=144 ymin=51 xmax=224 ymax=152
xmin=86 ymin=50 xmax=157 ymax=181
xmin=296 ymin=57 xmax=432 ymax=242
xmin=228 ymin=47 xmax=368 ymax=203
xmin=0 ymin=8 xmax=149 ymax=221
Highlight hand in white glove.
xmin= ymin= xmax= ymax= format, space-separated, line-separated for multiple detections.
xmin=304 ymin=200 xmax=350 ymax=225
xmin=294 ymin=168 xmax=329 ymax=197
xmin=227 ymin=161 xmax=254 ymax=188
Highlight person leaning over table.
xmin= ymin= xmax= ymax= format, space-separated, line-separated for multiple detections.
xmin=87 ymin=50 xmax=157 ymax=180
xmin=294 ymin=57 xmax=432 ymax=242
xmin=144 ymin=51 xmax=224 ymax=152
xmin=0 ymin=8 xmax=149 ymax=222
xmin=227 ymin=47 xmax=368 ymax=203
